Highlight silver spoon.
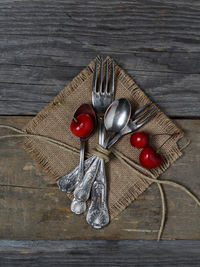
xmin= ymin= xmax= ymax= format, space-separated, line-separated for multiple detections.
xmin=86 ymin=122 xmax=109 ymax=228
xmin=74 ymin=98 xmax=131 ymax=203
xmin=58 ymin=103 xmax=97 ymax=193
xmin=86 ymin=98 xmax=131 ymax=228
xmin=70 ymin=104 xmax=97 ymax=214
xmin=103 ymin=98 xmax=131 ymax=147
xmin=57 ymin=104 xmax=97 ymax=214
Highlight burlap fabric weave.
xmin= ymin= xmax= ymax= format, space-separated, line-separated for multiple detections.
xmin=23 ymin=57 xmax=185 ymax=219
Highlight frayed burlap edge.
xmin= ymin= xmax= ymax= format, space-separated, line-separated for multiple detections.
xmin=109 ymin=146 xmax=183 ymax=218
xmin=23 ymin=56 xmax=188 ymax=219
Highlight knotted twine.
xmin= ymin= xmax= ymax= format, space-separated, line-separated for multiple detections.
xmin=0 ymin=124 xmax=199 ymax=241
xmin=0 ymin=57 xmax=199 ymax=240
xmin=92 ymin=144 xmax=111 ymax=163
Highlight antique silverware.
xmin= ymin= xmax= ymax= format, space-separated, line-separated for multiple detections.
xmin=70 ymin=104 xmax=97 ymax=214
xmin=86 ymin=98 xmax=131 ymax=228
xmin=71 ymin=120 xmax=105 ymax=214
xmin=103 ymin=98 xmax=131 ymax=147
xmin=57 ymin=155 xmax=96 ymax=193
xmin=86 ymin=101 xmax=157 ymax=229
xmin=107 ymin=102 xmax=158 ymax=148
xmin=73 ymin=57 xmax=115 ymax=219
xmin=57 ymin=104 xmax=96 ymax=196
xmin=86 ymin=123 xmax=109 ymax=228
xmin=58 ymin=102 xmax=157 ymax=193
xmin=57 ymin=56 xmax=158 ymax=229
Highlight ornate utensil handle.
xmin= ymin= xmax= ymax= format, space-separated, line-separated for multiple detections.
xmin=71 ymin=140 xmax=87 ymax=214
xmin=57 ymin=155 xmax=96 ymax=193
xmin=70 ymin=198 xmax=87 ymax=215
xmin=57 ymin=126 xmax=122 ymax=194
xmin=86 ymin=159 xmax=109 ymax=229
xmin=73 ymin=157 xmax=101 ymax=202
xmin=86 ymin=120 xmax=109 ymax=229
xmin=71 ymin=120 xmax=104 ymax=214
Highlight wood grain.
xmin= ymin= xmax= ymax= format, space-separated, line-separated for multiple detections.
xmin=0 ymin=1 xmax=199 ymax=263
xmin=0 ymin=240 xmax=200 ymax=266
xmin=0 ymin=0 xmax=200 ymax=116
xmin=0 ymin=116 xmax=199 ymax=240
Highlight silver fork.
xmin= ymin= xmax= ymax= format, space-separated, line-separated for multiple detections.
xmin=107 ymin=102 xmax=158 ymax=149
xmin=72 ymin=57 xmax=115 ymax=218
xmin=92 ymin=57 xmax=115 ymax=114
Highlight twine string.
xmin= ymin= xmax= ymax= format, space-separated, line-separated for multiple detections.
xmin=112 ymin=148 xmax=200 ymax=206
xmin=91 ymin=144 xmax=111 ymax=163
xmin=0 ymin=124 xmax=199 ymax=241
xmin=157 ymin=183 xmax=166 ymax=242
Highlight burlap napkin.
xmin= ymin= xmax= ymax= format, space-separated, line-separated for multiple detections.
xmin=23 ymin=57 xmax=185 ymax=219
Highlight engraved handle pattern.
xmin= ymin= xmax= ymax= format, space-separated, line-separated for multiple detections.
xmin=71 ymin=121 xmax=105 ymax=214
xmin=57 ymin=155 xmax=96 ymax=193
xmin=71 ymin=198 xmax=86 ymax=215
xmin=74 ymin=157 xmax=100 ymax=202
xmin=85 ymin=120 xmax=109 ymax=228
xmin=86 ymin=159 xmax=109 ymax=229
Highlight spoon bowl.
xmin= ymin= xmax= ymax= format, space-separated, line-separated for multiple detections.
xmin=103 ymin=98 xmax=131 ymax=147
xmin=104 ymin=98 xmax=131 ymax=133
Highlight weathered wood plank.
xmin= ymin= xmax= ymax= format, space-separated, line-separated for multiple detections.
xmin=0 ymin=240 xmax=200 ymax=266
xmin=0 ymin=116 xmax=199 ymax=240
xmin=0 ymin=0 xmax=200 ymax=53
xmin=0 ymin=53 xmax=200 ymax=117
xmin=0 ymin=0 xmax=200 ymax=116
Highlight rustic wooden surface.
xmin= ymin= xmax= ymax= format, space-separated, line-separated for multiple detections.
xmin=0 ymin=240 xmax=200 ymax=266
xmin=0 ymin=0 xmax=200 ymax=117
xmin=0 ymin=0 xmax=200 ymax=265
xmin=0 ymin=117 xmax=199 ymax=240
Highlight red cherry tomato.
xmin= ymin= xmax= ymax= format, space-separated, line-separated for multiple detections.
xmin=139 ymin=146 xmax=162 ymax=169
xmin=130 ymin=132 xmax=149 ymax=148
xmin=70 ymin=113 xmax=94 ymax=138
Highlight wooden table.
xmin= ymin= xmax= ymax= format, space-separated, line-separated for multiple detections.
xmin=0 ymin=0 xmax=200 ymax=266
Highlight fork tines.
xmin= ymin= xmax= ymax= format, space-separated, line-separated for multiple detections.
xmin=92 ymin=57 xmax=115 ymax=95
xmin=133 ymin=102 xmax=158 ymax=129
